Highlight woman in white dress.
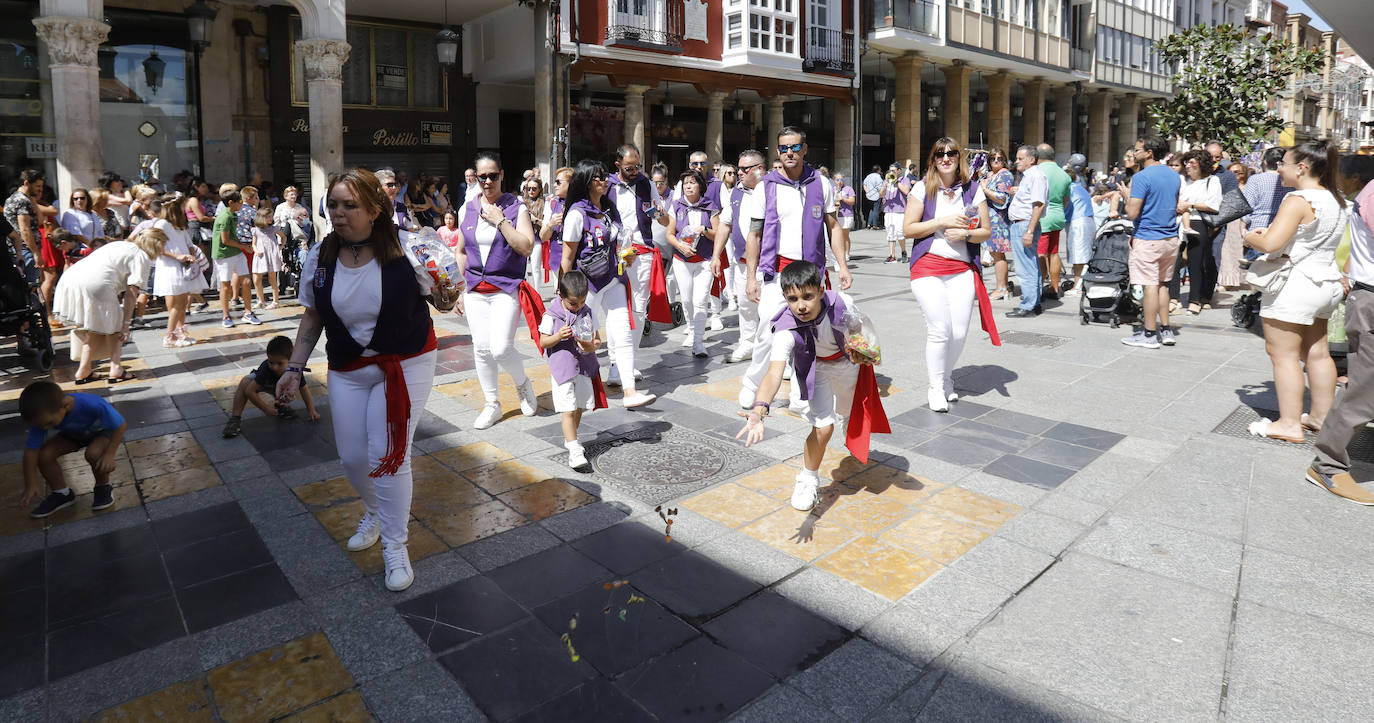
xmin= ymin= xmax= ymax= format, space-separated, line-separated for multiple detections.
xmin=251 ymin=206 xmax=285 ymax=309
xmin=53 ymin=229 xmax=166 ymax=383
xmin=150 ymin=193 xmax=204 ymax=347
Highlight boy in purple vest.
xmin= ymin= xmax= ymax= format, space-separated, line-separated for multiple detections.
xmin=737 ymin=261 xmax=888 ymax=511
xmin=539 ymin=270 xmax=607 ymax=472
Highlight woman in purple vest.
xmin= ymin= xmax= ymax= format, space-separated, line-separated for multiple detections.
xmin=538 ymin=166 xmax=572 ymax=285
xmin=666 ymin=169 xmax=718 ymax=358
xmin=276 ymin=168 xmax=451 ymax=592
xmin=560 ymin=160 xmax=656 ymax=407
xmin=457 ymin=151 xmax=541 ymax=430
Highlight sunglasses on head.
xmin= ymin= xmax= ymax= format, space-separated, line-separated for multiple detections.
xmin=934 ymin=149 xmax=960 ymax=160
xmin=477 ymin=172 xmax=500 ymax=182
xmin=777 ymin=143 xmax=804 ymax=154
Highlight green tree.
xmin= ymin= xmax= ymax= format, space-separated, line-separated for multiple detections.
xmin=1150 ymin=23 xmax=1325 ymax=152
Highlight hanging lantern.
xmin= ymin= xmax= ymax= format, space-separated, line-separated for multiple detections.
xmin=143 ymin=50 xmax=167 ymax=94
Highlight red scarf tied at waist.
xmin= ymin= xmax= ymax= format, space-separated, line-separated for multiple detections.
xmin=636 ymin=244 xmax=675 ymax=325
xmin=910 ymin=254 xmax=1001 ymax=346
xmin=472 ymin=280 xmax=549 ymax=350
xmin=331 ymin=327 xmax=438 ymax=477
xmin=812 ymin=350 xmax=891 ymax=464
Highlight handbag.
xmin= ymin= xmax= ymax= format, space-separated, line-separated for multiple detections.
xmin=1243 ymin=204 xmax=1343 ymax=296
xmin=1199 ymin=187 xmax=1252 ymax=228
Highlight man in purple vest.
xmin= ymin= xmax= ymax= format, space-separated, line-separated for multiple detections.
xmin=712 ymin=149 xmax=766 ymax=363
xmin=740 ymin=127 xmax=852 ymax=412
xmin=606 ymin=143 xmax=666 ymax=386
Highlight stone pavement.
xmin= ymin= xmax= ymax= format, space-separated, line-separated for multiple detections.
xmin=2 ymin=229 xmax=1372 ymax=722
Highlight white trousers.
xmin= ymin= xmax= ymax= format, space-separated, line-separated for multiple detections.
xmin=672 ymin=257 xmax=714 ymax=345
xmin=732 ymin=263 xmax=760 ymax=350
xmin=328 ymin=350 xmax=436 ymax=547
xmin=741 ymin=279 xmax=803 ymax=407
xmin=464 ymin=290 xmax=529 ymax=402
xmin=909 ymin=271 xmax=976 ymax=393
xmin=588 ymin=278 xmax=636 ymax=383
xmin=607 ymin=252 xmax=653 ymax=373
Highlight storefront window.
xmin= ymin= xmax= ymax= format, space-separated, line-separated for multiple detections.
xmin=99 ymin=41 xmax=197 ymax=185
xmin=0 ymin=0 xmax=48 ymax=195
xmin=291 ymin=18 xmax=446 ymax=111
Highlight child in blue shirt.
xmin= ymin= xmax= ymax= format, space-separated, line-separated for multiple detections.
xmin=19 ymin=381 xmax=127 ymax=518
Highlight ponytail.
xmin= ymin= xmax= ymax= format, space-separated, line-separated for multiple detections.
xmin=1291 ymin=139 xmax=1346 ymax=209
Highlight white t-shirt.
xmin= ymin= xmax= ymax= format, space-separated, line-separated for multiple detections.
xmin=457 ymin=198 xmax=528 ymax=265
xmin=770 ymin=293 xmax=854 ymax=362
xmin=744 ymin=174 xmax=838 ymax=261
xmin=609 ymin=179 xmax=661 ymax=245
xmin=911 ymin=185 xmax=987 ymax=260
xmin=1179 ymin=175 xmax=1223 ymax=234
xmin=299 ymin=243 xmax=433 ymax=356
xmin=719 ymin=186 xmax=756 ymax=231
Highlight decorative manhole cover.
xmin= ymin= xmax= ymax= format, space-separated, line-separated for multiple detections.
xmin=998 ymin=330 xmax=1071 ymax=349
xmin=554 ymin=421 xmax=771 ymax=505
xmin=1214 ymin=405 xmax=1374 ymax=466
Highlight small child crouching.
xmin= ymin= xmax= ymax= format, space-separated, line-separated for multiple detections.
xmin=539 ymin=270 xmax=607 ymax=472
xmin=737 ymin=261 xmax=889 ymax=510
xmin=222 ymin=335 xmax=319 ymax=438
xmin=19 ymin=381 xmax=128 ymax=518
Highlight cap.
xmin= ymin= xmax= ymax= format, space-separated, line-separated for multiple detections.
xmin=1067 ymin=153 xmax=1087 ymax=171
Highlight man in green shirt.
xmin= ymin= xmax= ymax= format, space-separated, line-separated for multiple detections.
xmin=1036 ymin=143 xmax=1073 ymax=299
xmin=211 ymin=189 xmax=261 ymax=328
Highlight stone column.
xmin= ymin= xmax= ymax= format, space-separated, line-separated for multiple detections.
xmin=297 ymin=38 xmax=350 ymax=220
xmin=833 ymin=101 xmax=855 ymax=181
xmin=705 ymin=90 xmax=727 ymax=162
xmin=1022 ymin=79 xmax=1046 ymax=147
xmin=32 ymin=16 xmax=109 ymax=196
xmin=1088 ymin=89 xmax=1111 ymax=172
xmin=533 ymin=1 xmax=555 ymax=181
xmin=988 ymin=72 xmax=1011 ymax=152
xmin=1054 ymin=85 xmax=1075 ymax=155
xmin=767 ymin=95 xmax=787 ymax=158
xmin=893 ymin=54 xmax=923 ymax=165
xmin=1117 ymin=93 xmax=1139 ymax=161
xmin=623 ymin=84 xmax=649 ymax=153
xmin=942 ymin=63 xmax=971 ymax=147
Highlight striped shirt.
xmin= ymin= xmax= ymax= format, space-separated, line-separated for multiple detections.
xmin=1241 ymin=171 xmax=1293 ymax=231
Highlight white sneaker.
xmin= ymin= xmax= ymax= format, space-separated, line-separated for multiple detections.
xmin=791 ymin=474 xmax=819 ymax=511
xmin=622 ymin=391 xmax=657 ymax=408
xmin=681 ymin=332 xmax=694 ymax=347
xmin=516 ymin=379 xmax=538 ymax=416
xmin=382 ymin=544 xmax=413 ymax=592
xmin=346 ymin=511 xmax=380 ymax=552
xmin=473 ymin=401 xmax=502 ymax=429
xmin=692 ymin=341 xmax=708 ymax=358
xmin=727 ymin=298 xmax=739 ymax=311
xmin=738 ymin=386 xmax=756 ymax=410
xmin=567 ymin=442 xmax=591 ymax=472
xmin=944 ymin=381 xmax=959 ymax=403
xmin=727 ymin=347 xmax=753 ymax=363
xmin=928 ymin=387 xmax=949 ymax=413
xmin=710 ymin=314 xmax=725 ymax=331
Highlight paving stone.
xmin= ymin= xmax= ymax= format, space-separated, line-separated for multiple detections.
xmin=361 ymin=659 xmax=486 ymax=723
xmin=0 ymin=687 xmax=44 ymax=723
xmin=993 ymin=509 xmax=1087 ymax=556
xmin=787 ymin=638 xmax=921 ymax=720
xmin=711 ymin=684 xmax=841 ymax=723
xmin=909 ymin=656 xmax=1116 ymax=723
xmin=192 ymin=600 xmax=317 ymax=671
xmin=456 ymin=523 xmax=563 ymax=573
xmin=1031 ymin=493 xmax=1107 ymax=527
xmin=227 ymin=475 xmax=306 ymax=525
xmin=385 ymin=549 xmax=480 ymax=603
xmin=1239 ymin=545 xmax=1374 ymax=638
xmin=1075 ymin=514 xmax=1242 ymax=595
xmin=510 ymin=678 xmax=657 ymax=723
xmin=1113 ymin=471 xmax=1250 ymax=542
xmin=253 ymin=512 xmax=361 ymax=597
xmin=901 ymin=567 xmax=1013 ymax=632
xmin=772 ymin=566 xmax=892 ymax=632
xmin=953 ymin=470 xmax=1047 ymax=508
xmin=570 ymin=521 xmax=687 ymax=575
xmin=703 ymin=591 xmax=848 ymax=677
xmin=631 ymin=549 xmax=762 ymax=619
xmin=144 ymin=484 xmax=235 ymax=521
xmin=321 ymin=605 xmax=430 ymax=683
xmin=532 ymin=581 xmax=699 ymax=677
xmin=44 ymin=506 xmax=149 ymax=548
xmin=949 ymin=536 xmax=1057 ymax=593
xmin=859 ymin=604 xmax=964 ymax=667
xmin=45 ymin=637 xmax=200 ymax=723
xmin=395 ymin=575 xmax=527 ymax=652
xmin=213 ymin=455 xmax=273 ymax=483
xmin=538 ymin=500 xmax=635 ymax=542
xmin=692 ymin=531 xmax=807 ymax=587
xmin=616 ymin=636 xmax=773 ymax=723
xmin=122 ymin=420 xmax=190 ymax=442
xmin=982 ymin=454 xmax=1077 ymax=489
xmin=439 ymin=617 xmax=597 ymax=721
xmin=488 ymin=545 xmax=615 ymax=609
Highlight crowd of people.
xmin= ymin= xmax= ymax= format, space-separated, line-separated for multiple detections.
xmin=10 ymin=124 xmax=1374 ymax=595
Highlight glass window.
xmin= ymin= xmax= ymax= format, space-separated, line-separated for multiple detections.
xmin=728 ymin=13 xmax=743 ymax=49
xmin=292 ymin=19 xmax=445 ymax=110
xmin=343 ymin=24 xmax=371 ymax=105
xmin=373 ymin=28 xmax=408 ymax=107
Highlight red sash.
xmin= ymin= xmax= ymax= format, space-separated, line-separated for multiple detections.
xmin=476 ymin=280 xmax=548 ymax=350
xmin=591 ymin=372 xmax=609 ymax=409
xmin=640 ymin=246 xmax=674 ymax=324
xmin=844 ymin=364 xmax=890 ymax=464
xmin=541 ymin=240 xmax=552 ymax=283
xmin=710 ymin=254 xmax=730 ymax=298
xmin=775 ymin=255 xmax=831 ymax=290
xmin=909 ymin=254 xmax=1001 ymax=347
xmin=331 ymin=327 xmax=438 ymax=478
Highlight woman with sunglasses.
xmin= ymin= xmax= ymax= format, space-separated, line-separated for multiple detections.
xmin=666 ymin=169 xmax=718 ymax=358
xmin=524 ymin=179 xmax=546 ymax=238
xmin=562 ymin=160 xmax=656 ymax=407
xmin=979 ymin=148 xmax=1015 ymax=300
xmin=539 ymin=167 xmax=573 ymax=284
xmin=903 ymin=138 xmax=999 ymax=413
xmin=458 ymin=152 xmax=543 ymax=430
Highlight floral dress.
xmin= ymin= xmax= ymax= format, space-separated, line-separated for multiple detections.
xmin=985 ymin=169 xmax=1014 ymax=253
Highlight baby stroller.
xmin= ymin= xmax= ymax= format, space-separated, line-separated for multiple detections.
xmin=0 ymin=259 xmax=56 ymax=371
xmin=1079 ymin=218 xmax=1139 ymax=328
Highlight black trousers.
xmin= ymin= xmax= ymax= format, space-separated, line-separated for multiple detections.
xmin=1168 ymin=219 xmax=1219 ymax=305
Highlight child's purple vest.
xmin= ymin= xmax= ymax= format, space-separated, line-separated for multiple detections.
xmin=760 ymin=165 xmax=828 ymax=279
xmin=460 ymin=192 xmax=526 ymax=294
xmin=314 ymin=254 xmax=432 ymax=367
xmin=771 ymin=290 xmax=848 ymax=401
xmin=908 ymin=182 xmax=981 ymax=270
xmin=608 ymin=172 xmax=654 ymax=243
xmin=728 ymin=185 xmax=751 ymax=261
xmin=672 ymin=198 xmax=714 ymax=261
xmin=544 ymin=298 xmax=599 ymax=385
xmin=569 ymin=199 xmax=624 ymax=293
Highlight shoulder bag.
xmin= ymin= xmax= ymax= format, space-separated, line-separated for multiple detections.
xmin=1199 ymin=176 xmax=1252 ymax=228
xmin=1244 ymin=204 xmax=1342 ymax=296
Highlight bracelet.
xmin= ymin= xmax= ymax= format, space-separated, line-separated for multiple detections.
xmin=286 ymin=365 xmax=306 ymax=375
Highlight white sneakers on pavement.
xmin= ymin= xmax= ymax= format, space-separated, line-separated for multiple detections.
xmin=622 ymin=391 xmax=657 ymax=408
xmin=726 ymin=347 xmax=752 ymax=363
xmin=382 ymin=544 xmax=413 ymax=591
xmin=928 ymin=386 xmax=950 ymax=413
xmin=346 ymin=512 xmax=380 ymax=552
xmin=474 ymin=401 xmax=502 ymax=429
xmin=791 ymin=472 xmax=819 ymax=511
xmin=566 ymin=441 xmax=591 ymax=472
xmin=517 ymin=379 xmax=538 ymax=416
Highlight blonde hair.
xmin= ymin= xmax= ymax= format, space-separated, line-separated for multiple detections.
xmin=218 ymin=182 xmax=239 ymax=197
xmin=130 ymin=226 xmax=168 ymax=259
xmin=241 ymin=186 xmax=260 ymax=202
xmin=133 ymin=185 xmax=156 ymax=203
xmin=253 ymin=206 xmax=275 ymax=228
xmin=88 ymin=188 xmax=110 ymax=211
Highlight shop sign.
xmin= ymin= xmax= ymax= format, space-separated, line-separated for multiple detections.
xmin=371 ymin=129 xmax=419 ymax=146
xmin=684 ymin=0 xmax=709 ymax=42
xmin=25 ymin=137 xmax=56 ymax=158
xmin=421 ymin=121 xmax=452 ymax=146
xmin=291 ymin=119 xmax=350 ymax=134
xmin=376 ymin=64 xmax=407 ymax=92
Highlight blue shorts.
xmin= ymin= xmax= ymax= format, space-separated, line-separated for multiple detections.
xmin=53 ymin=428 xmax=115 ymax=449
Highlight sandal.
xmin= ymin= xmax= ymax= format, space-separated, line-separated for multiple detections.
xmin=73 ymin=373 xmax=98 ymax=385
xmin=1169 ymin=299 xmax=1182 ymax=313
xmin=107 ymin=370 xmax=136 ymax=384
xmin=1247 ymin=418 xmax=1305 ymax=444
xmin=990 ymin=288 xmax=1008 ymax=300
xmin=1188 ymin=302 xmax=1202 ymax=314
xmin=1300 ymin=413 xmax=1322 ymax=434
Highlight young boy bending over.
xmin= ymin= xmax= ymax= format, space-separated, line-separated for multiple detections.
xmin=19 ymin=381 xmax=127 ymax=518
xmin=539 ymin=270 xmax=607 ymax=472
xmin=737 ymin=261 xmax=888 ymax=510
xmin=223 ymin=335 xmax=319 ymax=438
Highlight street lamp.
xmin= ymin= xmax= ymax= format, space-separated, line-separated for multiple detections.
xmin=579 ymin=81 xmax=592 ymax=111
xmin=435 ymin=27 xmax=460 ymax=68
xmin=185 ymin=0 xmax=217 ymax=177
xmin=662 ymin=86 xmax=674 ymax=117
xmin=732 ymin=93 xmax=744 ymax=121
xmin=143 ymin=50 xmax=166 ymax=95
xmin=874 ymin=76 xmax=888 ymax=103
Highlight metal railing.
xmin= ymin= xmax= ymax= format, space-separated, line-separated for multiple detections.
xmin=804 ymin=27 xmax=855 ymax=75
xmin=869 ymin=0 xmax=940 ymax=38
xmin=605 ymin=0 xmax=685 ymax=51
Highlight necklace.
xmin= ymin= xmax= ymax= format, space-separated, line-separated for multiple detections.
xmin=339 ymin=239 xmax=372 ymax=262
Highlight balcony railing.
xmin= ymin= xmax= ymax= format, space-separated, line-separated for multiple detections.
xmin=605 ymin=0 xmax=684 ymax=52
xmin=869 ymin=0 xmax=939 ymax=38
xmin=804 ymin=27 xmax=855 ymax=75
xmin=1070 ymin=47 xmax=1092 ymax=72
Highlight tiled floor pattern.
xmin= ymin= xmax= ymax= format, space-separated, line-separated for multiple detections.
xmin=0 ymin=502 xmax=296 ymax=697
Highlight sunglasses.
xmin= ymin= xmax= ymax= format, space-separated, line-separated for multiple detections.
xmin=620 ymin=165 xmax=640 ymax=174
xmin=933 ymin=150 xmax=960 ymax=160
xmin=384 ymin=182 xmax=398 ymax=188
xmin=72 ymin=196 xmax=88 ymax=201
xmin=477 ymin=172 xmax=500 ymax=182
xmin=689 ymin=161 xmax=707 ymax=167
xmin=777 ymin=143 xmax=804 ymax=154
xmin=591 ymin=173 xmax=608 ymax=181
xmin=739 ymin=163 xmax=762 ymax=173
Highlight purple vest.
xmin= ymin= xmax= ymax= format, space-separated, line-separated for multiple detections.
xmin=770 ymin=290 xmax=848 ymax=401
xmin=672 ymin=198 xmax=714 ymax=261
xmin=314 ymin=252 xmax=433 ymax=367
xmin=703 ymin=177 xmax=723 ymax=212
xmin=837 ymin=186 xmax=855 ymax=218
xmin=460 ymin=193 xmax=526 ymax=294
xmin=544 ymin=298 xmax=599 ymax=385
xmin=760 ymin=165 xmax=828 ymax=279
xmin=608 ymin=172 xmax=654 ymax=243
xmin=546 ymin=196 xmax=565 ymax=266
xmin=728 ymin=185 xmax=751 ymax=261
xmin=569 ymin=198 xmax=624 ymax=293
xmin=908 ymin=182 xmax=981 ymax=269
xmin=882 ymin=183 xmax=907 ymax=213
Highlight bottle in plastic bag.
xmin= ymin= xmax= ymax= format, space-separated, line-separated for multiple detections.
xmin=964 ymin=204 xmax=980 ymax=231
xmin=401 ymin=228 xmax=462 ymax=298
xmin=841 ymin=305 xmax=882 ymax=365
xmin=573 ymin=313 xmax=595 ymax=345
